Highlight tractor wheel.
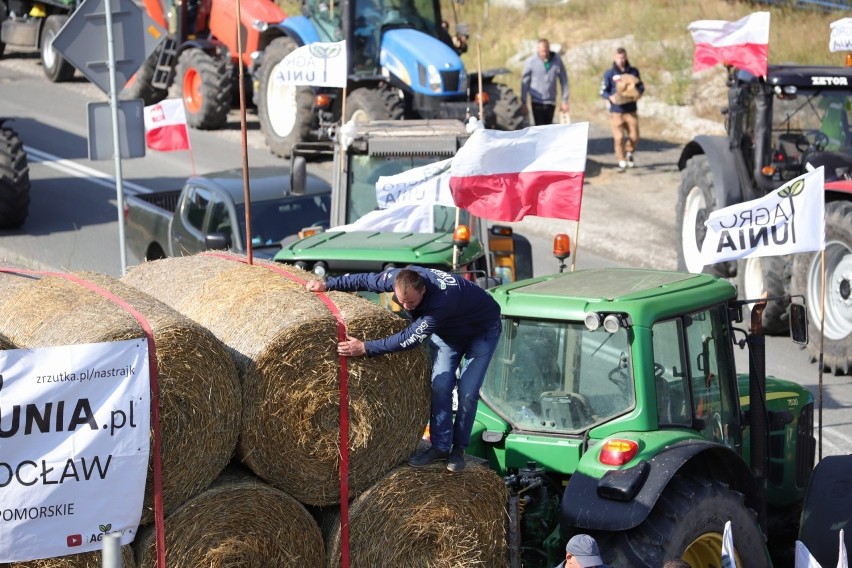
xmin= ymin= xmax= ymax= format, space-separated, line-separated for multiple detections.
xmin=0 ymin=0 xmax=7 ymax=58
xmin=676 ymin=154 xmax=735 ymax=277
xmin=122 ymin=48 xmax=169 ymax=106
xmin=0 ymin=122 xmax=30 ymax=229
xmin=173 ymin=48 xmax=233 ymax=130
xmin=482 ymin=82 xmax=527 ymax=131
xmin=799 ymin=455 xmax=852 ymax=567
xmin=345 ymin=86 xmax=404 ymax=123
xmin=737 ymin=255 xmax=791 ymax=335
xmin=601 ymin=476 xmax=769 ymax=568
xmin=41 ymin=15 xmax=75 ymax=82
xmin=791 ymin=200 xmax=852 ymax=375
xmin=257 ymin=36 xmax=315 ymax=158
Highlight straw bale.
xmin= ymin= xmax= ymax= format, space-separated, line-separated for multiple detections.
xmin=0 ymin=268 xmax=241 ymax=523
xmin=0 ymin=547 xmax=136 ymax=568
xmin=135 ymin=468 xmax=325 ymax=568
xmin=122 ymin=254 xmax=431 ymax=506
xmin=320 ymin=462 xmax=509 ymax=567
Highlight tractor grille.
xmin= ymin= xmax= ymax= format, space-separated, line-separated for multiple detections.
xmin=796 ymin=402 xmax=815 ymax=488
xmin=441 ymin=70 xmax=460 ymax=92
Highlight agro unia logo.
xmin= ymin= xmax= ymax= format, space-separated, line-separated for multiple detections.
xmin=308 ymin=43 xmax=343 ymax=84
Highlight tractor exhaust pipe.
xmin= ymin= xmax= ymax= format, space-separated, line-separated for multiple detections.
xmin=747 ymin=299 xmax=769 ymax=534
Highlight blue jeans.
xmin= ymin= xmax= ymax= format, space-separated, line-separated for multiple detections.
xmin=428 ymin=321 xmax=501 ymax=452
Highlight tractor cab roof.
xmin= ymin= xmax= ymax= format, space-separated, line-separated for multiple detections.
xmin=347 ymin=119 xmax=469 ymax=156
xmin=489 ymin=268 xmax=737 ymax=328
xmin=736 ymin=64 xmax=852 ymax=91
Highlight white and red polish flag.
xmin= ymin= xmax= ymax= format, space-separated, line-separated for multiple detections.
xmin=143 ymin=99 xmax=191 ymax=152
xmin=448 ymin=122 xmax=588 ymax=222
xmin=688 ymin=12 xmax=770 ymax=78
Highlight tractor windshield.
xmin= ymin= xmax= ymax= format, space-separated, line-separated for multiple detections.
xmin=347 ymin=154 xmax=469 ymax=232
xmin=480 ymin=318 xmax=635 ymax=434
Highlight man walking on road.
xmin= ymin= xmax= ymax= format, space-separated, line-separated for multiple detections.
xmin=521 ymin=38 xmax=570 ymax=126
xmin=306 ymin=266 xmax=502 ymax=473
xmin=600 ymin=47 xmax=644 ymax=172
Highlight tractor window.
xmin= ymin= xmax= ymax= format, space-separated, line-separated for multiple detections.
xmin=380 ymin=0 xmax=438 ymax=34
xmin=683 ymin=307 xmax=740 ymax=449
xmin=651 ymin=319 xmax=691 ymax=426
xmin=480 ymin=318 xmax=634 ymax=434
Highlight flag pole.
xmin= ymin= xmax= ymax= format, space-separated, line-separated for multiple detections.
xmin=477 ymin=44 xmax=484 ymax=121
xmin=570 ymin=221 xmax=580 ymax=272
xmin=235 ymin=0 xmax=253 ymax=264
xmin=188 ymin=143 xmax=197 ymax=177
xmin=452 ymin=207 xmax=461 ymax=269
xmin=818 ymin=247 xmax=826 ymax=461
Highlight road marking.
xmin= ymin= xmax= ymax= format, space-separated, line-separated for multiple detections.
xmin=24 ymin=146 xmax=152 ymax=195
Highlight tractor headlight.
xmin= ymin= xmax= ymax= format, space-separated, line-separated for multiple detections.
xmin=313 ymin=262 xmax=328 ymax=278
xmin=427 ymin=64 xmax=442 ymax=92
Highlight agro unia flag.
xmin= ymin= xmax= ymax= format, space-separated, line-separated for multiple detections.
xmin=721 ymin=520 xmax=737 ymax=568
xmin=272 ymin=41 xmax=347 ymax=88
xmin=700 ymin=167 xmax=825 ymax=266
xmin=830 ymin=18 xmax=852 ymax=53
xmin=143 ymin=99 xmax=190 ymax=152
xmin=688 ymin=12 xmax=770 ymax=77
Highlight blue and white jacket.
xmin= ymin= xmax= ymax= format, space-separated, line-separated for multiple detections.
xmin=600 ymin=62 xmax=644 ymax=114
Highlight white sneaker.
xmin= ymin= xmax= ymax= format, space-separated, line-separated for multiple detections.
xmin=626 ymin=152 xmax=635 ymax=168
xmin=618 ymin=160 xmax=627 ymax=171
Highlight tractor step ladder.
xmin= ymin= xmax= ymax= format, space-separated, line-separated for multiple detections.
xmin=151 ymin=37 xmax=179 ymax=90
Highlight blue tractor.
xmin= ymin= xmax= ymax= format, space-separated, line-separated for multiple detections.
xmin=254 ymin=0 xmax=526 ymax=157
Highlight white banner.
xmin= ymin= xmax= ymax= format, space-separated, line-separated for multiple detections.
xmin=0 ymin=339 xmax=150 ymax=563
xmin=795 ymin=541 xmax=823 ymax=568
xmin=840 ymin=529 xmax=848 ymax=568
xmin=375 ymin=158 xmax=454 ymax=209
xmin=721 ymin=520 xmax=737 ymax=568
xmin=700 ymin=167 xmax=825 ymax=266
xmin=830 ymin=18 xmax=852 ymax=53
xmin=272 ymin=41 xmax=347 ymax=88
xmin=335 ymin=204 xmax=435 ymax=233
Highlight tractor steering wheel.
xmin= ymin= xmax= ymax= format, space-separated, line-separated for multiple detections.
xmin=795 ymin=130 xmax=830 ymax=153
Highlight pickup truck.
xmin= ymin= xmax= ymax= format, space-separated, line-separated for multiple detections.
xmin=125 ymin=166 xmax=332 ymax=262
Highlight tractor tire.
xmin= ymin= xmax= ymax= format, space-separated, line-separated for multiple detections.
xmin=600 ymin=475 xmax=769 ymax=568
xmin=0 ymin=0 xmax=6 ymax=58
xmin=799 ymin=455 xmax=852 ymax=568
xmin=345 ymin=86 xmax=404 ymax=123
xmin=482 ymin=82 xmax=527 ymax=131
xmin=41 ymin=15 xmax=75 ymax=82
xmin=676 ymin=154 xmax=735 ymax=278
xmin=737 ymin=255 xmax=792 ymax=335
xmin=0 ymin=122 xmax=30 ymax=229
xmin=122 ymin=48 xmax=169 ymax=106
xmin=257 ymin=36 xmax=315 ymax=158
xmin=790 ymin=200 xmax=852 ymax=375
xmin=173 ymin=48 xmax=232 ymax=130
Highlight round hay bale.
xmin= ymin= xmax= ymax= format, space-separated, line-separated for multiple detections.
xmin=122 ymin=254 xmax=431 ymax=506
xmin=0 ymin=269 xmax=241 ymax=523
xmin=0 ymin=546 xmax=136 ymax=568
xmin=320 ymin=462 xmax=509 ymax=567
xmin=135 ymin=469 xmax=325 ymax=568
xmin=0 ymin=332 xmax=16 ymax=350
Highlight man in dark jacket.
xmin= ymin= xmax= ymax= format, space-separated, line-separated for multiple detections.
xmin=306 ymin=266 xmax=501 ymax=472
xmin=600 ymin=46 xmax=644 ymax=171
xmin=521 ymin=38 xmax=570 ymax=126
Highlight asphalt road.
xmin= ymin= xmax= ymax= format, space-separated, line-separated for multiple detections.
xmin=1 ymin=52 xmax=850 ymax=457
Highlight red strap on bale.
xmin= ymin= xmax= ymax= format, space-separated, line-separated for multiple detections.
xmin=202 ymin=253 xmax=352 ymax=568
xmin=0 ymin=268 xmax=167 ymax=568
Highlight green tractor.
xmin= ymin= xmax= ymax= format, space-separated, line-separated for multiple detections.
xmin=467 ymin=267 xmax=815 ymax=567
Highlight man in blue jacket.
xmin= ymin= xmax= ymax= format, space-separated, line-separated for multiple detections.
xmin=600 ymin=47 xmax=644 ymax=172
xmin=306 ymin=266 xmax=501 ymax=472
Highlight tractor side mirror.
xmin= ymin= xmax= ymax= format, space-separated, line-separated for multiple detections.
xmin=290 ymin=154 xmax=307 ymax=196
xmin=790 ymin=303 xmax=808 ymax=345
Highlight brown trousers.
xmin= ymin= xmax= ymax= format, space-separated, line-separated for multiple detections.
xmin=609 ymin=111 xmax=639 ymax=161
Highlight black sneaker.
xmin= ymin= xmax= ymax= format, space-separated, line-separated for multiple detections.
xmin=446 ymin=447 xmax=465 ymax=472
xmin=408 ymin=446 xmax=449 ymax=467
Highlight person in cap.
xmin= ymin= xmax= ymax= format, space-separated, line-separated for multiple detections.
xmin=555 ymin=534 xmax=612 ymax=568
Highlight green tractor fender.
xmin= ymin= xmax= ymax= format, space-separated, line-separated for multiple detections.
xmin=561 ymin=438 xmax=756 ymax=533
xmin=678 ymin=135 xmax=744 ymax=209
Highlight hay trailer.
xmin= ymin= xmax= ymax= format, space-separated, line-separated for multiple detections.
xmin=274 ymin=119 xmax=532 ymax=294
xmin=0 ymin=118 xmax=30 ymax=229
xmin=467 ymin=264 xmax=815 ymax=567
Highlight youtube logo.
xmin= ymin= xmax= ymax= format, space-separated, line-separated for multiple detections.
xmin=66 ymin=534 xmax=82 ymax=547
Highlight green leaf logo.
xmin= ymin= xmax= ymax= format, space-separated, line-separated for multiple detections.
xmin=778 ymin=179 xmax=804 ymax=198
xmin=99 ymin=524 xmax=112 ymax=533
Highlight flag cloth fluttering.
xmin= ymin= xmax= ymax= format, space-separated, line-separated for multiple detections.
xmin=143 ymin=99 xmax=190 ymax=152
xmin=688 ymin=12 xmax=770 ymax=77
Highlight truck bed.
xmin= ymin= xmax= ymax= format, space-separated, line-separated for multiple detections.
xmin=133 ymin=190 xmax=182 ymax=213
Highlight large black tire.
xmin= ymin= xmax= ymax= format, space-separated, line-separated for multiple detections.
xmin=599 ymin=476 xmax=769 ymax=568
xmin=791 ymin=200 xmax=852 ymax=375
xmin=257 ymin=36 xmax=315 ymax=158
xmin=41 ymin=15 xmax=75 ymax=82
xmin=173 ymin=48 xmax=232 ymax=130
xmin=0 ymin=122 xmax=30 ymax=229
xmin=737 ymin=255 xmax=792 ymax=335
xmin=482 ymin=82 xmax=527 ymax=131
xmin=122 ymin=48 xmax=170 ymax=105
xmin=676 ymin=154 xmax=735 ymax=277
xmin=345 ymin=86 xmax=404 ymax=123
xmin=799 ymin=455 xmax=852 ymax=567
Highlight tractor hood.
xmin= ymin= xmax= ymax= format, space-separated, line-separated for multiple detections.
xmin=380 ymin=29 xmax=466 ymax=97
xmin=273 ymin=230 xmax=483 ymax=272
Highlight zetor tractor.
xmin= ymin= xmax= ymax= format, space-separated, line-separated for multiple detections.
xmin=467 ymin=267 xmax=815 ymax=567
xmin=0 ymin=118 xmax=30 ymax=229
xmin=255 ymin=0 xmax=526 ymax=157
xmin=0 ymin=0 xmax=77 ymax=81
xmin=676 ymin=62 xmax=852 ymax=374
